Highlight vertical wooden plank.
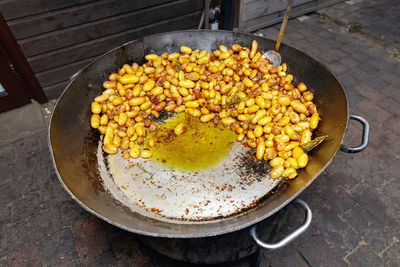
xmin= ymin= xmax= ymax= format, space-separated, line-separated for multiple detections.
xmin=0 ymin=42 xmax=31 ymax=111
xmin=0 ymin=14 xmax=47 ymax=103
xmin=238 ymin=0 xmax=245 ymax=31
xmin=232 ymin=0 xmax=241 ymax=29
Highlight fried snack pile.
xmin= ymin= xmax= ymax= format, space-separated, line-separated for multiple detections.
xmin=90 ymin=40 xmax=320 ymax=179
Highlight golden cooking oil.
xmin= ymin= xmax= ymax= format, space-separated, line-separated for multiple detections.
xmin=146 ymin=112 xmax=236 ymax=171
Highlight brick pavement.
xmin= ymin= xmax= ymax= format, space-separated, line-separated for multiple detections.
xmin=1 ymin=13 xmax=400 ymax=267
xmin=318 ymin=0 xmax=400 ymax=53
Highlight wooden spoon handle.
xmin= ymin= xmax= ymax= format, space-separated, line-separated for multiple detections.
xmin=275 ymin=0 xmax=294 ymax=52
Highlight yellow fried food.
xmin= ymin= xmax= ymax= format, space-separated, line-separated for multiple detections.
xmin=90 ymin=40 xmax=321 ymax=179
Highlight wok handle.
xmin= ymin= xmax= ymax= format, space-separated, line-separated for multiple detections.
xmin=340 ymin=114 xmax=369 ymax=153
xmin=250 ymin=199 xmax=312 ymax=250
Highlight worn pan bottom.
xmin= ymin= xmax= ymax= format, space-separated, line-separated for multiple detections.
xmin=98 ymin=112 xmax=283 ymax=222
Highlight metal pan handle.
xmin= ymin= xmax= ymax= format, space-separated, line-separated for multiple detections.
xmin=340 ymin=114 xmax=369 ymax=153
xmin=250 ymin=199 xmax=312 ymax=250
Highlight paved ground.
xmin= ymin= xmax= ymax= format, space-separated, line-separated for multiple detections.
xmin=1 ymin=1 xmax=400 ymax=266
xmin=318 ymin=0 xmax=400 ymax=53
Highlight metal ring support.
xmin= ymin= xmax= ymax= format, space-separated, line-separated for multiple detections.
xmin=340 ymin=114 xmax=369 ymax=153
xmin=250 ymin=199 xmax=312 ymax=250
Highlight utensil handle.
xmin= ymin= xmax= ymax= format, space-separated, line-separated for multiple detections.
xmin=70 ymin=71 xmax=79 ymax=81
xmin=275 ymin=0 xmax=294 ymax=52
xmin=340 ymin=114 xmax=369 ymax=153
xmin=250 ymin=199 xmax=312 ymax=250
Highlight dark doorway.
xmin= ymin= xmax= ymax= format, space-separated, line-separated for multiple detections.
xmin=0 ymin=41 xmax=30 ymax=112
xmin=0 ymin=13 xmax=47 ymax=112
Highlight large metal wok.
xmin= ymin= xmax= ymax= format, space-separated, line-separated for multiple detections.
xmin=49 ymin=30 xmax=368 ymax=263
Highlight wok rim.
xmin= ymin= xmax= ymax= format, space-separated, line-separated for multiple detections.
xmin=48 ymin=29 xmax=349 ymax=238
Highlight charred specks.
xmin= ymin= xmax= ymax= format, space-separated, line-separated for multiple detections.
xmin=153 ymin=110 xmax=175 ymax=123
xmin=236 ymin=151 xmax=272 ymax=187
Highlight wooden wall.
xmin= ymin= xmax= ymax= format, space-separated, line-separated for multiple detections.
xmin=1 ymin=0 xmax=204 ymax=99
xmin=238 ymin=0 xmax=343 ymax=32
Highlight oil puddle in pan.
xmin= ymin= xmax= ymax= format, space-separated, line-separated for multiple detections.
xmin=146 ymin=112 xmax=236 ymax=171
